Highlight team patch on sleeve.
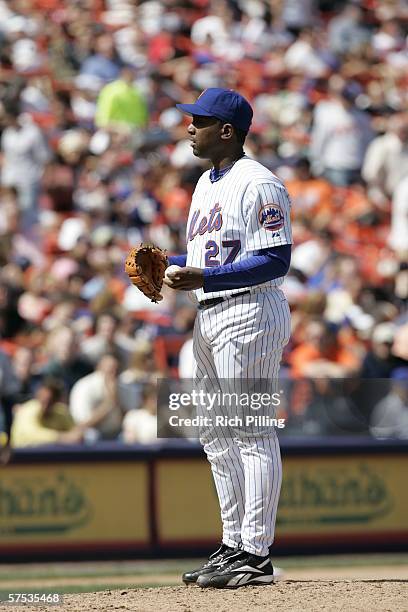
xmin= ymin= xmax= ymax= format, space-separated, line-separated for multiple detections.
xmin=258 ymin=203 xmax=284 ymax=232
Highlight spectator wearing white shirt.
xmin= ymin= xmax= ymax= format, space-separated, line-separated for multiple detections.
xmin=69 ymin=353 xmax=124 ymax=442
xmin=1 ymin=108 xmax=50 ymax=229
xmin=284 ymin=29 xmax=330 ymax=78
xmin=122 ymin=383 xmax=158 ymax=444
xmin=190 ymin=0 xmax=230 ymax=47
xmin=282 ymin=0 xmax=317 ymax=34
xmin=178 ymin=337 xmax=194 ymax=379
xmin=372 ymin=19 xmax=404 ymax=58
xmin=389 ymin=176 xmax=408 ymax=260
xmin=370 ymin=369 xmax=408 ymax=439
xmin=328 ymin=3 xmax=371 ymax=56
xmin=362 ymin=113 xmax=408 ymax=204
xmin=310 ymin=79 xmax=373 ymax=185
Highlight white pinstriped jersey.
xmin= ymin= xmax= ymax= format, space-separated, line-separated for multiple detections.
xmin=186 ymin=156 xmax=292 ymax=302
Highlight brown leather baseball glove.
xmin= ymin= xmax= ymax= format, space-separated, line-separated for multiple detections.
xmin=124 ymin=244 xmax=168 ymax=303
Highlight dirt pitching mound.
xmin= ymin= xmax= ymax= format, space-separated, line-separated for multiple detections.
xmin=16 ymin=580 xmax=408 ymax=612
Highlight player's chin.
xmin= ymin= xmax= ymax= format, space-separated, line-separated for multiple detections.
xmin=191 ymin=144 xmax=204 ymax=158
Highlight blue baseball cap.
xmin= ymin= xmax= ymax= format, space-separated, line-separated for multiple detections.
xmin=176 ymin=88 xmax=253 ymax=133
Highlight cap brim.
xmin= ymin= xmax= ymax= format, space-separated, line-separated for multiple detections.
xmin=176 ymin=103 xmax=214 ymax=117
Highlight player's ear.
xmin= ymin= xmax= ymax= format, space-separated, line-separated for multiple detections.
xmin=220 ymin=123 xmax=234 ymax=141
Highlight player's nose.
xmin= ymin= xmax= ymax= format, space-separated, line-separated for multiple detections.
xmin=187 ymin=122 xmax=195 ymax=136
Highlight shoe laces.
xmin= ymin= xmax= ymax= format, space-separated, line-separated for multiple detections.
xmin=203 ymin=544 xmax=233 ymax=568
xmin=209 ymin=543 xmax=231 ymax=559
xmin=218 ymin=550 xmax=248 ymax=572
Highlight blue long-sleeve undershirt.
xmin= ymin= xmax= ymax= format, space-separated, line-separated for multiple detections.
xmin=168 ymin=245 xmax=291 ymax=293
xmin=168 ymin=254 xmax=187 ymax=267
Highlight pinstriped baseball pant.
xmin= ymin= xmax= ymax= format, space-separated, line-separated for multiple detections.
xmin=193 ymin=288 xmax=291 ymax=557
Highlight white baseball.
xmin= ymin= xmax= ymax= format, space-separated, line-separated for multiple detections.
xmin=165 ymin=265 xmax=182 ymax=279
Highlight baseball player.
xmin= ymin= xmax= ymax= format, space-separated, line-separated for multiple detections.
xmin=164 ymin=88 xmax=292 ymax=589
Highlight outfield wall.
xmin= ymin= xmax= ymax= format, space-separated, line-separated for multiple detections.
xmin=1 ymin=439 xmax=408 ymax=560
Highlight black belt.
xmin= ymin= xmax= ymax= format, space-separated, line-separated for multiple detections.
xmin=198 ymin=290 xmax=251 ymax=311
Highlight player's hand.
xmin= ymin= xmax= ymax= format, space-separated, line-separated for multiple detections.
xmin=163 ymin=266 xmax=204 ymax=290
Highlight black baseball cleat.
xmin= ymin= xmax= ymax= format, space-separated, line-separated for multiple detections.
xmin=197 ymin=549 xmax=275 ymax=588
xmin=182 ymin=543 xmax=236 ymax=585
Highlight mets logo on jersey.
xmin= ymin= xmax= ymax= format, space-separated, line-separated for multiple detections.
xmin=258 ymin=203 xmax=284 ymax=232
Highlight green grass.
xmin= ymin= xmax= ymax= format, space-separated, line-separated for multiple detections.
xmin=0 ymin=553 xmax=407 ymax=596
xmin=1 ymin=553 xmax=408 ymax=582
xmin=0 ymin=563 xmax=184 ymax=582
xmin=275 ymin=553 xmax=408 ymax=569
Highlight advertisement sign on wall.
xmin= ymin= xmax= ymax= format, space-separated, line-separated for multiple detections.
xmin=1 ymin=449 xmax=407 ymax=556
xmin=0 ymin=462 xmax=149 ymax=552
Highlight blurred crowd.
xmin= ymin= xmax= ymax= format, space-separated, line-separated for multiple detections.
xmin=0 ymin=0 xmax=408 ymax=451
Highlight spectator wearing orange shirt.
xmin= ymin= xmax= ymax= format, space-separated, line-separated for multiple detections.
xmin=286 ymin=158 xmax=334 ymax=228
xmin=289 ymin=319 xmax=360 ymax=378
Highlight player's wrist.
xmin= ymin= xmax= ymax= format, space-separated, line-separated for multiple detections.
xmin=202 ymin=268 xmax=218 ymax=292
